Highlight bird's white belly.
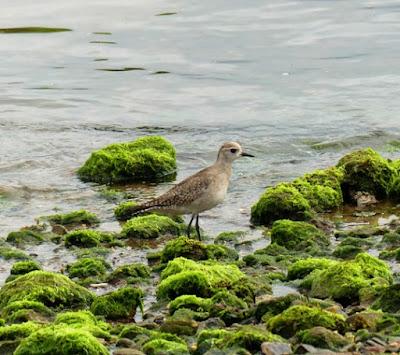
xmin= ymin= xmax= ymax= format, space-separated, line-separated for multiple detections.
xmin=188 ymin=182 xmax=228 ymax=214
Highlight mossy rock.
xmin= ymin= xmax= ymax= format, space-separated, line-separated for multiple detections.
xmin=108 ymin=263 xmax=151 ymax=284
xmin=206 ymin=244 xmax=239 ymax=262
xmin=142 ymin=339 xmax=189 ymax=355
xmin=1 ymin=300 xmax=54 ymax=324
xmin=372 ymin=283 xmax=400 ymax=313
xmin=309 ymin=253 xmax=393 ymax=304
xmin=168 ymin=295 xmax=212 ymax=315
xmin=287 ymin=258 xmax=337 ymax=280
xmin=114 ymin=201 xmax=139 ymax=221
xmin=64 ymin=229 xmax=115 ymax=248
xmin=381 ymin=232 xmax=400 ymax=246
xmin=14 ymin=326 xmax=109 ymax=355
xmin=209 ymin=290 xmax=248 ymax=325
xmin=296 ymin=326 xmax=350 ymax=351
xmin=255 ymin=294 xmax=307 ymax=321
xmin=0 ymin=271 xmax=95 ymax=310
xmin=214 ymin=231 xmax=245 ymax=245
xmin=271 ymin=219 xmax=330 ymax=251
xmin=0 ymin=246 xmax=31 ymax=261
xmin=266 ymin=305 xmax=346 ymax=338
xmin=157 ymin=257 xmax=244 ymax=300
xmin=6 ymin=261 xmax=42 ymax=283
xmin=66 ymin=257 xmax=110 ymax=279
xmin=90 ymin=286 xmax=143 ymax=320
xmin=161 ymin=236 xmax=208 ymax=263
xmin=333 ymin=245 xmax=363 ymax=259
xmin=6 ymin=229 xmax=46 ymax=246
xmin=44 ymin=209 xmax=99 ymax=227
xmin=78 ymin=136 xmax=177 ymax=184
xmin=0 ymin=322 xmax=42 ymax=341
xmin=337 ymin=148 xmax=394 ymax=200
xmin=54 ymin=310 xmax=111 ymax=340
xmin=346 ymin=310 xmax=383 ymax=331
xmin=251 ymin=183 xmax=313 ymax=225
xmin=121 ymin=215 xmax=183 ymax=239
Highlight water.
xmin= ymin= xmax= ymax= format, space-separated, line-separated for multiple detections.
xmin=1 ymin=0 xmax=400 ymax=237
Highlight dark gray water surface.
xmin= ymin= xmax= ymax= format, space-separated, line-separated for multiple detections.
xmin=1 ymin=0 xmax=400 ymax=236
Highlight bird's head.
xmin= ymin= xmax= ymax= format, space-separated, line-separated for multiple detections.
xmin=217 ymin=142 xmax=254 ymax=163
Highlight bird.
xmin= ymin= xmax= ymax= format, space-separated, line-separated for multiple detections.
xmin=129 ymin=141 xmax=254 ymax=240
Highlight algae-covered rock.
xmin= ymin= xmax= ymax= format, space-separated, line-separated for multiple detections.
xmin=66 ymin=257 xmax=110 ymax=279
xmin=6 ymin=260 xmax=42 ymax=283
xmin=121 ymin=215 xmax=182 ymax=239
xmin=271 ymin=219 xmax=330 ymax=251
xmin=372 ymin=283 xmax=400 ymax=313
xmin=54 ymin=310 xmax=111 ymax=339
xmin=214 ymin=231 xmax=245 ymax=245
xmin=333 ymin=245 xmax=363 ymax=259
xmin=287 ymin=258 xmax=337 ymax=280
xmin=44 ymin=209 xmax=99 ymax=227
xmin=1 ymin=300 xmax=54 ymax=324
xmin=209 ymin=290 xmax=248 ymax=325
xmin=114 ymin=201 xmax=139 ymax=221
xmin=0 ymin=271 xmax=95 ymax=310
xmin=206 ymin=244 xmax=239 ymax=262
xmin=142 ymin=339 xmax=189 ymax=355
xmin=160 ymin=308 xmax=199 ymax=335
xmin=0 ymin=322 xmax=42 ymax=341
xmin=266 ymin=305 xmax=346 ymax=338
xmin=346 ymin=310 xmax=383 ymax=331
xmin=309 ymin=253 xmax=392 ymax=304
xmin=168 ymin=295 xmax=212 ymax=315
xmin=64 ymin=229 xmax=114 ymax=248
xmin=161 ymin=236 xmax=208 ymax=262
xmin=14 ymin=326 xmax=109 ymax=355
xmin=0 ymin=246 xmax=31 ymax=261
xmin=337 ymin=148 xmax=394 ymax=200
xmin=108 ymin=263 xmax=151 ymax=284
xmin=6 ymin=229 xmax=46 ymax=246
xmin=251 ymin=183 xmax=313 ymax=225
xmin=296 ymin=326 xmax=350 ymax=351
xmin=78 ymin=136 xmax=177 ymax=184
xmin=255 ymin=294 xmax=306 ymax=322
xmin=90 ymin=286 xmax=143 ymax=320
xmin=157 ymin=257 xmax=244 ymax=300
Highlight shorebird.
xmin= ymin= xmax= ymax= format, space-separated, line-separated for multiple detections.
xmin=130 ymin=142 xmax=254 ymax=240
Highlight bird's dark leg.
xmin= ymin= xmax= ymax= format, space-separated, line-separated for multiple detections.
xmin=187 ymin=214 xmax=195 ymax=238
xmin=195 ymin=214 xmax=201 ymax=241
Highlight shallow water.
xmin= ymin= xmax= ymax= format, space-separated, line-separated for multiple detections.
xmin=1 ymin=0 xmax=400 ymax=239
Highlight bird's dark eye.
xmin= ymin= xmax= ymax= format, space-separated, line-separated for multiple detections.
xmin=230 ymin=148 xmax=237 ymax=153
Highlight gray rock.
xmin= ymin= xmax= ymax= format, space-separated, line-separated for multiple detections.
xmin=261 ymin=342 xmax=292 ymax=355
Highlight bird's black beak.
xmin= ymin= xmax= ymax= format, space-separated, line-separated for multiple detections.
xmin=241 ymin=152 xmax=255 ymax=157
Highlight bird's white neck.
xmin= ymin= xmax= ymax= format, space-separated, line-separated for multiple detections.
xmin=214 ymin=157 xmax=233 ymax=176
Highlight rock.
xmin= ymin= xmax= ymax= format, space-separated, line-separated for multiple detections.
xmin=113 ymin=349 xmax=145 ymax=355
xmin=353 ymin=191 xmax=378 ymax=208
xmin=296 ymin=326 xmax=350 ymax=351
xmin=77 ymin=135 xmax=177 ymax=184
xmin=261 ymin=342 xmax=292 ymax=355
xmin=43 ymin=209 xmax=100 ymax=227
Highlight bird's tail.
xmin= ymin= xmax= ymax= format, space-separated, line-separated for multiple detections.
xmin=117 ymin=200 xmax=164 ymax=221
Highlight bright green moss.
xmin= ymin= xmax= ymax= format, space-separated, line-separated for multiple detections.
xmin=142 ymin=339 xmax=189 ymax=355
xmin=90 ymin=286 xmax=143 ymax=320
xmin=14 ymin=326 xmax=109 ymax=355
xmin=1 ymin=300 xmax=54 ymax=323
xmin=206 ymin=244 xmax=239 ymax=261
xmin=196 ymin=328 xmax=231 ymax=353
xmin=310 ymin=253 xmax=393 ymax=304
xmin=64 ymin=229 xmax=112 ymax=248
xmin=121 ymin=215 xmax=182 ymax=239
xmin=0 ymin=322 xmax=41 ymax=341
xmin=168 ymin=295 xmax=212 ymax=315
xmin=161 ymin=236 xmax=208 ymax=262
xmin=78 ymin=136 xmax=177 ymax=184
xmin=54 ymin=310 xmax=111 ymax=340
xmin=337 ymin=148 xmax=394 ymax=200
xmin=372 ymin=283 xmax=400 ymax=313
xmin=287 ymin=258 xmax=338 ymax=280
xmin=45 ymin=209 xmax=99 ymax=226
xmin=266 ymin=305 xmax=346 ymax=338
xmin=209 ymin=290 xmax=248 ymax=325
xmin=0 ymin=271 xmax=95 ymax=310
xmin=114 ymin=201 xmax=138 ymax=221
xmin=296 ymin=326 xmax=350 ymax=351
xmin=107 ymin=263 xmax=151 ymax=283
xmin=6 ymin=229 xmax=45 ymax=246
xmin=0 ymin=246 xmax=30 ymax=261
xmin=66 ymin=258 xmax=110 ymax=279
xmin=271 ymin=219 xmax=329 ymax=251
xmin=157 ymin=257 xmax=244 ymax=300
xmin=251 ymin=183 xmax=313 ymax=225
xmin=255 ymin=294 xmax=306 ymax=322
xmin=10 ymin=261 xmax=42 ymax=276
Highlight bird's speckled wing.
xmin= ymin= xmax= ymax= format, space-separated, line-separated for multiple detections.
xmin=151 ymin=167 xmax=215 ymax=208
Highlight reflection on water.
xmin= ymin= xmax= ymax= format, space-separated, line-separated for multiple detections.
xmin=1 ymin=0 xmax=400 ymax=238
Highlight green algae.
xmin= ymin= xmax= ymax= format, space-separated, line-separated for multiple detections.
xmin=78 ymin=136 xmax=177 ymax=184
xmin=168 ymin=295 xmax=212 ymax=315
xmin=121 ymin=215 xmax=183 ymax=239
xmin=90 ymin=286 xmax=143 ymax=320
xmin=0 ymin=322 xmax=42 ymax=341
xmin=64 ymin=229 xmax=114 ymax=247
xmin=1 ymin=300 xmax=54 ymax=324
xmin=161 ymin=236 xmax=208 ymax=262
xmin=206 ymin=244 xmax=239 ymax=261
xmin=6 ymin=229 xmax=46 ymax=246
xmin=0 ymin=246 xmax=31 ymax=261
xmin=271 ymin=219 xmax=330 ymax=251
xmin=142 ymin=339 xmax=189 ymax=355
xmin=6 ymin=260 xmax=42 ymax=282
xmin=287 ymin=258 xmax=338 ymax=280
xmin=0 ymin=271 xmax=95 ymax=310
xmin=114 ymin=200 xmax=139 ymax=221
xmin=209 ymin=290 xmax=248 ymax=325
xmin=66 ymin=257 xmax=110 ymax=279
xmin=14 ymin=326 xmax=109 ymax=355
xmin=44 ymin=209 xmax=99 ymax=227
xmin=107 ymin=263 xmax=151 ymax=284
xmin=296 ymin=326 xmax=350 ymax=351
xmin=372 ymin=283 xmax=400 ymax=313
xmin=266 ymin=305 xmax=346 ymax=338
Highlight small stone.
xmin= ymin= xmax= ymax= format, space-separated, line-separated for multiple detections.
xmin=113 ymin=349 xmax=145 ymax=355
xmin=116 ymin=338 xmax=138 ymax=348
xmin=51 ymin=224 xmax=68 ymax=235
xmin=261 ymin=342 xmax=292 ymax=355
